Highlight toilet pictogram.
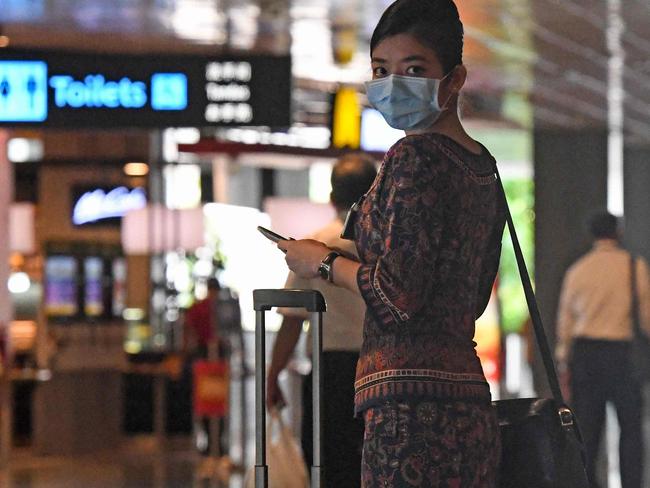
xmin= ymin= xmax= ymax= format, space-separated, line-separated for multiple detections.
xmin=0 ymin=61 xmax=48 ymax=122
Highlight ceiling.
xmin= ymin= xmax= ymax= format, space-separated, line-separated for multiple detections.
xmin=1 ymin=0 xmax=649 ymax=144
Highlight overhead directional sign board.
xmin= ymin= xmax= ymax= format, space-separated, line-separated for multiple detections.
xmin=0 ymin=49 xmax=292 ymax=128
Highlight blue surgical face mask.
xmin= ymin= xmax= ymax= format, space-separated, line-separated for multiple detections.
xmin=365 ymin=73 xmax=453 ymax=131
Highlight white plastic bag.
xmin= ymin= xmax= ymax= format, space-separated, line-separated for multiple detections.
xmin=244 ymin=410 xmax=309 ymax=488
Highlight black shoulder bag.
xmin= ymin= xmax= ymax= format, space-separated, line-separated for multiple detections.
xmin=493 ymin=167 xmax=590 ymax=488
xmin=629 ymin=254 xmax=650 ymax=383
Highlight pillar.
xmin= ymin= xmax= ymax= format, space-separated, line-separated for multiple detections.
xmin=533 ymin=128 xmax=608 ymax=395
xmin=625 ymin=142 xmax=650 ymax=488
xmin=623 ymin=145 xmax=650 ymax=260
xmin=0 ymin=130 xmax=13 ymax=467
xmin=212 ymin=155 xmax=232 ymax=204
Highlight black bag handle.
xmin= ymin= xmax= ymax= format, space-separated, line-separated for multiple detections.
xmin=630 ymin=255 xmax=642 ymax=336
xmin=494 ymin=166 xmax=566 ymax=406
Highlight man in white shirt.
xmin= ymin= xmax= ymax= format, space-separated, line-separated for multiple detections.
xmin=266 ymin=153 xmax=377 ymax=487
xmin=556 ymin=212 xmax=650 ymax=488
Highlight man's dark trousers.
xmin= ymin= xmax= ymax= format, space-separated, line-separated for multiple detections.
xmin=570 ymin=338 xmax=643 ymax=488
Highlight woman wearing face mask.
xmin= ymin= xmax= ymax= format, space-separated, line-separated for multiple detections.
xmin=279 ymin=0 xmax=505 ymax=486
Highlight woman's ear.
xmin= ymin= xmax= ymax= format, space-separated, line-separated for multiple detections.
xmin=449 ymin=64 xmax=467 ymax=94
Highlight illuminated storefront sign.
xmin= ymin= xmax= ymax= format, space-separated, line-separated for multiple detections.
xmin=0 ymin=49 xmax=291 ymax=128
xmin=331 ymin=87 xmax=361 ymax=149
xmin=72 ymin=186 xmax=147 ymax=225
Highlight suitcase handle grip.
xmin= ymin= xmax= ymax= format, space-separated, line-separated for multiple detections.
xmin=253 ymin=289 xmax=326 ymax=312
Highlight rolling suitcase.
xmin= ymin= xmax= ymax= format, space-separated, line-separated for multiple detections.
xmin=253 ymin=289 xmax=327 ymax=488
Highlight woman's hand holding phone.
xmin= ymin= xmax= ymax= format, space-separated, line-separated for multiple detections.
xmin=257 ymin=226 xmax=331 ymax=278
xmin=278 ymin=239 xmax=331 ymax=279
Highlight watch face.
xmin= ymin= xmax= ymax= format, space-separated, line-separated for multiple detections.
xmin=319 ymin=251 xmax=341 ymax=282
xmin=318 ymin=263 xmax=329 ymax=280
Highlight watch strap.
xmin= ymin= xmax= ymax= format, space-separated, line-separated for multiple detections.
xmin=318 ymin=251 xmax=341 ymax=282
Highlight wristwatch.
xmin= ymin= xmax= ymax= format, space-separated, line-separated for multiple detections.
xmin=318 ymin=251 xmax=342 ymax=283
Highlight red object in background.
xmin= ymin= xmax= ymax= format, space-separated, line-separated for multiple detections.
xmin=0 ymin=325 xmax=4 ymax=368
xmin=185 ymin=298 xmax=216 ymax=347
xmin=193 ymin=360 xmax=229 ymax=418
xmin=474 ymin=282 xmax=502 ymax=386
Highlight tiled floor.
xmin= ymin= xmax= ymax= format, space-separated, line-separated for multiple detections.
xmin=1 ymin=416 xmax=645 ymax=488
xmin=0 ymin=436 xmax=244 ymax=488
xmin=3 ymin=331 xmax=650 ymax=487
xmin=0 ymin=331 xmax=294 ymax=488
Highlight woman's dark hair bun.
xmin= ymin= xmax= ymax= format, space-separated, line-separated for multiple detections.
xmin=370 ymin=0 xmax=464 ymax=73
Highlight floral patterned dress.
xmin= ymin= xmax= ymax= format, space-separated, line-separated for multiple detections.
xmin=352 ymin=133 xmax=505 ymax=487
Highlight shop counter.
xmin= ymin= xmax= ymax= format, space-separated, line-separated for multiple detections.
xmin=32 ymin=369 xmax=124 ymax=456
xmin=32 ymin=323 xmax=127 ymax=456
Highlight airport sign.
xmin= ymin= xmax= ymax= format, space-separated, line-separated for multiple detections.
xmin=0 ymin=49 xmax=291 ymax=128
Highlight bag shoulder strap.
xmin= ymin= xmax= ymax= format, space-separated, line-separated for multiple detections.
xmin=631 ymin=254 xmax=642 ymax=335
xmin=494 ymin=166 xmax=565 ymax=406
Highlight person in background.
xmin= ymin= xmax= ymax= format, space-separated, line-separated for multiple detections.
xmin=267 ymin=152 xmax=377 ymax=487
xmin=556 ymin=212 xmax=650 ymax=488
xmin=184 ymin=277 xmax=221 ymax=360
xmin=278 ymin=1 xmax=505 ymax=485
xmin=183 ymin=277 xmax=224 ymax=461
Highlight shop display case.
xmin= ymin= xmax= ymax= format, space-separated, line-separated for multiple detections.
xmin=44 ymin=255 xmax=78 ymax=319
xmin=44 ymin=243 xmax=125 ymax=323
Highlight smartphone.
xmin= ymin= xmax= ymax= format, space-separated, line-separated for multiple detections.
xmin=257 ymin=226 xmax=291 ymax=243
xmin=340 ymin=201 xmax=360 ymax=240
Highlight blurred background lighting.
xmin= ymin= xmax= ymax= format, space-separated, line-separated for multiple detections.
xmin=8 ymin=138 xmax=44 ymax=163
xmin=172 ymin=128 xmax=201 ymax=144
xmin=8 ymin=272 xmax=31 ymax=294
xmin=164 ymin=164 xmax=201 ymax=209
xmin=122 ymin=308 xmax=146 ymax=321
xmin=123 ymin=162 xmax=150 ymax=177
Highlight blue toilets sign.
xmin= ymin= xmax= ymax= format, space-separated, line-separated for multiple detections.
xmin=0 ymin=60 xmax=48 ymax=122
xmin=0 ymin=49 xmax=291 ymax=128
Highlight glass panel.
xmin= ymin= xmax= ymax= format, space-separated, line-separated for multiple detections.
xmin=44 ymin=256 xmax=78 ymax=317
xmin=84 ymin=257 xmax=104 ymax=317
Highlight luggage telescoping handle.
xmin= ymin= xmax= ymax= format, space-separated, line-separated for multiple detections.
xmin=253 ymin=289 xmax=327 ymax=488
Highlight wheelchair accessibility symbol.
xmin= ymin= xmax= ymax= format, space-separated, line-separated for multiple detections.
xmin=0 ymin=61 xmax=48 ymax=122
xmin=151 ymin=73 xmax=188 ymax=111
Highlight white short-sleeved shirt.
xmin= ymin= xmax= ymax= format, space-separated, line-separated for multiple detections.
xmin=278 ymin=218 xmax=366 ymax=352
xmin=556 ymin=240 xmax=650 ymax=366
